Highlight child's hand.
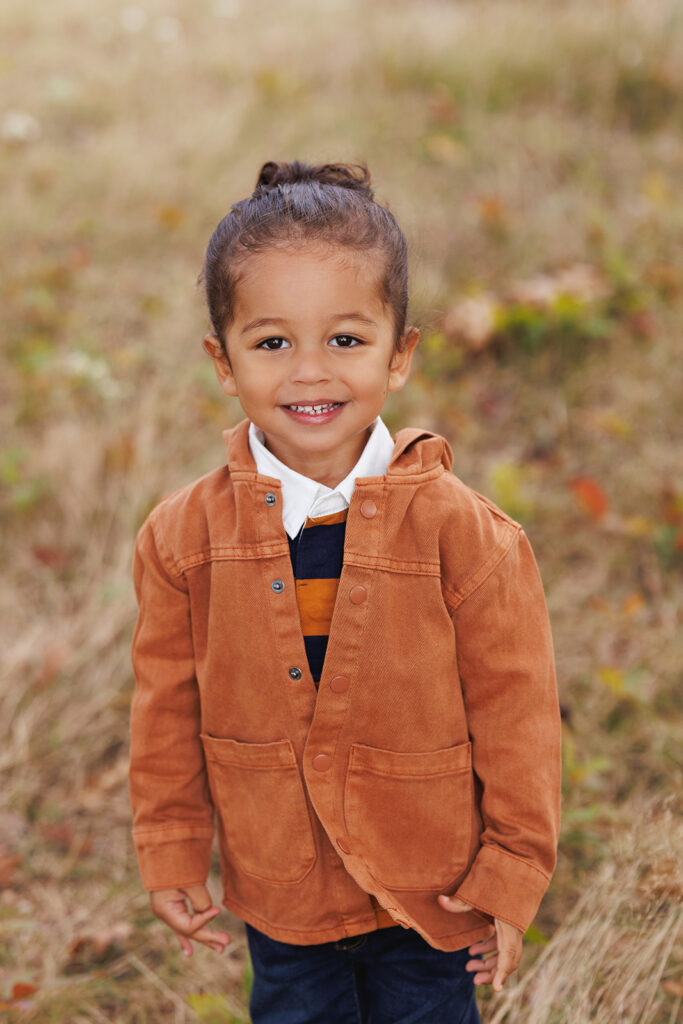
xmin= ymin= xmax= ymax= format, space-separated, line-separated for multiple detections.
xmin=437 ymin=894 xmax=522 ymax=991
xmin=149 ymin=885 xmax=231 ymax=957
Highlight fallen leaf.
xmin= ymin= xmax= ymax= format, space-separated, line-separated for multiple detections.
xmin=477 ymin=193 xmax=508 ymax=230
xmin=443 ymin=294 xmax=499 ymax=352
xmin=40 ymin=823 xmax=93 ymax=855
xmin=156 ymin=204 xmax=186 ymax=229
xmin=35 ymin=644 xmax=67 ymax=689
xmin=639 ymin=859 xmax=683 ymax=901
xmin=661 ymin=977 xmax=683 ymax=998
xmin=622 ymin=591 xmax=645 ymax=616
xmin=0 ymin=854 xmax=21 ymax=885
xmin=597 ymin=666 xmax=624 ymax=695
xmin=569 ymin=476 xmax=609 ymax=521
xmin=12 ymin=983 xmax=38 ymax=1000
xmin=66 ymin=922 xmax=133 ymax=971
xmin=629 ymin=309 xmax=656 ymax=340
xmin=427 ymin=84 xmax=459 ymax=125
xmin=32 ymin=545 xmax=72 ymax=570
xmin=422 ymin=133 xmax=465 ymax=166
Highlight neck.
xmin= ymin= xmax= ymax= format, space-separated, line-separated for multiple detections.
xmin=264 ymin=428 xmax=372 ymax=489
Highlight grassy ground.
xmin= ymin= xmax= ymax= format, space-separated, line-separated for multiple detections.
xmin=1 ymin=0 xmax=682 ymax=1020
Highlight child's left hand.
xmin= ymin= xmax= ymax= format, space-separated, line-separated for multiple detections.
xmin=437 ymin=894 xmax=522 ymax=991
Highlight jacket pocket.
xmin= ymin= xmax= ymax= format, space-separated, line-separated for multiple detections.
xmin=344 ymin=741 xmax=473 ymax=891
xmin=201 ymin=734 xmax=316 ymax=885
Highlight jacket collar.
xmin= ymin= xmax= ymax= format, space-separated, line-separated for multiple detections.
xmin=222 ymin=418 xmax=453 ymax=482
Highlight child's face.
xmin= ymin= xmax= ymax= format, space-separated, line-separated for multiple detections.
xmin=204 ymin=243 xmax=418 ymax=485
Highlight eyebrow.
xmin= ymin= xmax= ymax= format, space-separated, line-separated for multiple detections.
xmin=240 ymin=313 xmax=378 ymax=336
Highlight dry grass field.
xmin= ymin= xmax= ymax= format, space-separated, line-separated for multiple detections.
xmin=1 ymin=0 xmax=682 ymax=1020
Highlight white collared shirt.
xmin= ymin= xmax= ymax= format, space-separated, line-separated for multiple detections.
xmin=248 ymin=417 xmax=395 ymax=539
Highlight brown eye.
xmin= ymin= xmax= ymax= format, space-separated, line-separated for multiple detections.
xmin=257 ymin=337 xmax=290 ymax=350
xmin=330 ymin=335 xmax=362 ymax=348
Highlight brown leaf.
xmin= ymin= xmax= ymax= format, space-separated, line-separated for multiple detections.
xmin=477 ymin=193 xmax=508 ymax=230
xmin=35 ymin=645 xmax=67 ymax=690
xmin=156 ymin=204 xmax=186 ymax=229
xmin=40 ymin=823 xmax=93 ymax=855
xmin=66 ymin=922 xmax=133 ymax=970
xmin=12 ymin=983 xmax=38 ymax=1000
xmin=32 ymin=545 xmax=72 ymax=570
xmin=629 ymin=309 xmax=656 ymax=340
xmin=639 ymin=859 xmax=682 ymax=901
xmin=0 ymin=854 xmax=21 ymax=885
xmin=661 ymin=978 xmax=683 ymax=998
xmin=569 ymin=476 xmax=609 ymax=521
xmin=443 ymin=294 xmax=499 ymax=352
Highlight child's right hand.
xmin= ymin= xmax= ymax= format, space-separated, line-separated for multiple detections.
xmin=149 ymin=885 xmax=231 ymax=957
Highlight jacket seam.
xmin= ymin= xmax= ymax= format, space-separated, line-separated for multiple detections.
xmin=481 ymin=844 xmax=551 ymax=882
xmin=451 ymin=893 xmax=517 ymax=929
xmin=170 ymin=544 xmax=289 ymax=576
xmin=133 ymin=825 xmax=214 ymax=837
xmin=442 ymin=522 xmax=521 ymax=612
xmin=344 ymin=554 xmax=441 ymax=576
xmin=148 ymin=514 xmax=182 ymax=583
xmin=224 ymin=893 xmax=378 ymax=937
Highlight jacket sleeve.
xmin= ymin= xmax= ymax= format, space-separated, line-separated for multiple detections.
xmin=450 ymin=526 xmax=561 ymax=933
xmin=129 ymin=515 xmax=214 ymax=891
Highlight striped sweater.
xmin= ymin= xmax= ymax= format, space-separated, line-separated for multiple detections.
xmin=288 ymin=507 xmax=395 ymax=930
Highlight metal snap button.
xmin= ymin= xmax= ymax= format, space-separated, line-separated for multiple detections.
xmin=265 ymin=492 xmax=277 ymax=506
xmin=271 ymin=579 xmax=285 ymax=593
xmin=289 ymin=666 xmax=302 ymax=680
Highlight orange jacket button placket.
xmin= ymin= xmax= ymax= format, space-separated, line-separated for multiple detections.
xmin=312 ymin=753 xmax=332 ymax=772
xmin=349 ymin=585 xmax=367 ymax=605
xmin=360 ymin=499 xmax=377 ymax=519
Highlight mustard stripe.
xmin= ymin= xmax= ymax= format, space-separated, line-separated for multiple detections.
xmin=295 ymin=578 xmax=340 ymax=635
xmin=304 ymin=509 xmax=348 ymax=528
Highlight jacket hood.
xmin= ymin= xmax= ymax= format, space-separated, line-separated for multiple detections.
xmin=222 ymin=419 xmax=453 ymax=480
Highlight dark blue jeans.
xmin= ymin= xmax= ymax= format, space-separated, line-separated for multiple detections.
xmin=245 ymin=923 xmax=481 ymax=1024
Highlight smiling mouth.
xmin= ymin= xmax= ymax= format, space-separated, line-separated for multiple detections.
xmin=283 ymin=402 xmax=345 ymax=416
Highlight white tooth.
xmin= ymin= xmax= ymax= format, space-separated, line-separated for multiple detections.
xmin=288 ymin=402 xmax=340 ymax=414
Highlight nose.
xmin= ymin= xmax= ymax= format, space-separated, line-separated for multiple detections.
xmin=291 ymin=346 xmax=331 ymax=385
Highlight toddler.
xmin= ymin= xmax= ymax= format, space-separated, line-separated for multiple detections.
xmin=129 ymin=160 xmax=562 ymax=1024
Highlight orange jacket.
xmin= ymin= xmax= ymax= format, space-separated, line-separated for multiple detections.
xmin=130 ymin=419 xmax=561 ymax=951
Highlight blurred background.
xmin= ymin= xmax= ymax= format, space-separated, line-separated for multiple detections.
xmin=1 ymin=0 xmax=681 ymax=1020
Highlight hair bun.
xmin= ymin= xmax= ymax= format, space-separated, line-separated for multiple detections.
xmin=255 ymin=160 xmax=374 ymax=198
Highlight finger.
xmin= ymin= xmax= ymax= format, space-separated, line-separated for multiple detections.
xmin=468 ymin=936 xmax=497 ymax=956
xmin=188 ymin=925 xmax=231 ymax=950
xmin=493 ymin=940 xmax=520 ymax=992
xmin=467 ymin=955 xmax=498 ymax=974
xmin=473 ymin=969 xmax=496 ymax=986
xmin=437 ymin=894 xmax=472 ymax=913
xmin=183 ymin=907 xmax=222 ymax=934
xmin=177 ymin=933 xmax=193 ymax=958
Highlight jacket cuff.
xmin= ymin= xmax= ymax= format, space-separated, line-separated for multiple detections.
xmin=133 ymin=825 xmax=214 ymax=891
xmin=454 ymin=844 xmax=552 ymax=933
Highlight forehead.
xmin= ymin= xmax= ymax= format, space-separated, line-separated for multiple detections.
xmin=232 ymin=243 xmax=387 ymax=319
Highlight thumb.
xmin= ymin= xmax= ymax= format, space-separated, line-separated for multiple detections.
xmin=438 ymin=894 xmax=473 ymax=913
xmin=183 ymin=884 xmax=216 ymax=913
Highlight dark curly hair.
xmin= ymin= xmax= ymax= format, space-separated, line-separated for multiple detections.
xmin=202 ymin=161 xmax=409 ymax=353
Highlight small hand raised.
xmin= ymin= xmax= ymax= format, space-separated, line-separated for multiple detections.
xmin=149 ymin=884 xmax=231 ymax=957
xmin=437 ymin=893 xmax=522 ymax=991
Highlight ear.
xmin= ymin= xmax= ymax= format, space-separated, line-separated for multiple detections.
xmin=387 ymin=327 xmax=419 ymax=393
xmin=203 ymin=334 xmax=238 ymax=397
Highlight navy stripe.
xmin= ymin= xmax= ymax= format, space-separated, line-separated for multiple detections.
xmin=288 ymin=520 xmax=346 ymax=579
xmin=303 ymin=635 xmax=328 ymax=684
